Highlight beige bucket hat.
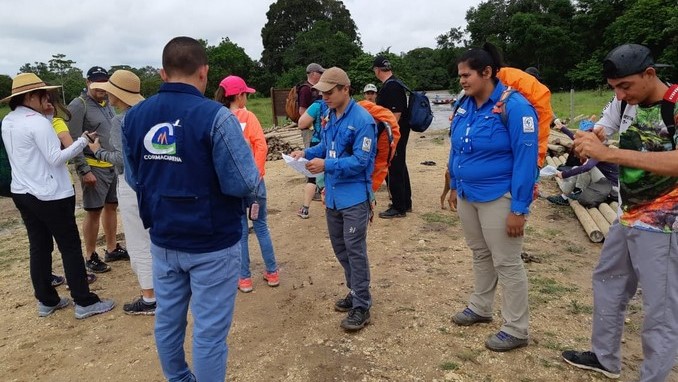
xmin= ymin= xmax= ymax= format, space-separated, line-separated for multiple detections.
xmin=90 ymin=69 xmax=144 ymax=106
xmin=0 ymin=73 xmax=61 ymax=103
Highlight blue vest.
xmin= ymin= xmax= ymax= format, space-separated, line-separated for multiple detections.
xmin=124 ymin=83 xmax=244 ymax=253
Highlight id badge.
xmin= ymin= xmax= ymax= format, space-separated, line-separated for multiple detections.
xmin=329 ymin=150 xmax=337 ymax=158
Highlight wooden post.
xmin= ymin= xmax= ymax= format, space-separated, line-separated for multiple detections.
xmin=588 ymin=207 xmax=611 ymax=237
xmin=610 ymin=201 xmax=619 ymax=211
xmin=598 ymin=203 xmax=618 ymax=224
xmin=570 ymin=200 xmax=604 ymax=242
xmin=570 ymin=88 xmax=575 ymax=121
xmin=545 ymin=156 xmax=557 ymax=167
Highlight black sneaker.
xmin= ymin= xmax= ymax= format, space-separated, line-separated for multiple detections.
xmin=562 ymin=350 xmax=620 ymax=379
xmin=341 ymin=307 xmax=371 ymax=331
xmin=388 ymin=203 xmax=413 ymax=213
xmin=378 ymin=207 xmax=406 ymax=219
xmin=51 ymin=273 xmax=65 ymax=287
xmin=86 ymin=252 xmax=111 ymax=273
xmin=334 ymin=293 xmax=353 ymax=312
xmin=546 ymin=194 xmax=570 ymax=206
xmin=123 ymin=296 xmax=156 ymax=316
xmin=104 ymin=243 xmax=130 ymax=262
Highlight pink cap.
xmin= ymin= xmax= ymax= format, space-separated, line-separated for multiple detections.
xmin=219 ymin=75 xmax=256 ymax=96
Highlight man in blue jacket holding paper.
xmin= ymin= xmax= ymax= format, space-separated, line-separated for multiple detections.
xmin=291 ymin=67 xmax=377 ymax=332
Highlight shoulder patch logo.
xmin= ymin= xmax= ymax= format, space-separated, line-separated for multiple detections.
xmin=362 ymin=137 xmax=372 ymax=152
xmin=144 ymin=120 xmax=178 ymax=155
xmin=522 ymin=116 xmax=535 ymax=133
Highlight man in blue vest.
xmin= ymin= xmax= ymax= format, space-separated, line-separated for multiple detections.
xmin=122 ymin=36 xmax=261 ymax=382
xmin=291 ymin=67 xmax=377 ymax=331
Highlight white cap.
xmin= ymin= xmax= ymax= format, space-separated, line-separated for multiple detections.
xmin=363 ymin=83 xmax=377 ymax=93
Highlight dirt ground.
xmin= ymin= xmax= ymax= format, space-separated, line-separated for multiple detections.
xmin=0 ymin=129 xmax=676 ymax=382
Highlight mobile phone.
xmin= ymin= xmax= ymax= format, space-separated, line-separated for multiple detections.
xmin=249 ymin=201 xmax=259 ymax=221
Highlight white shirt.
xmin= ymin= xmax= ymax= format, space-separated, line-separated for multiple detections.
xmin=1 ymin=106 xmax=87 ymax=201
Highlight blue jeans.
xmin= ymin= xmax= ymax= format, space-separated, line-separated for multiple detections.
xmin=152 ymin=242 xmax=240 ymax=382
xmin=240 ymin=187 xmax=277 ymax=278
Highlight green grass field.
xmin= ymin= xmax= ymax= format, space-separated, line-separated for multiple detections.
xmin=1 ymin=89 xmax=613 ymax=129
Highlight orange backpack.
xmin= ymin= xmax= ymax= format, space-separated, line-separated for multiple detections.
xmin=358 ymin=100 xmax=401 ymax=192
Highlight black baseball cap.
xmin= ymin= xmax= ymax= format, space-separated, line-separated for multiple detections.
xmin=525 ymin=67 xmax=541 ymax=80
xmin=87 ymin=66 xmax=109 ymax=82
xmin=602 ymin=44 xmax=671 ymax=79
xmin=372 ymin=55 xmax=392 ymax=70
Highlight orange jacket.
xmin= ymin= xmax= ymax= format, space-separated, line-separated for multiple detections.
xmin=358 ymin=100 xmax=401 ymax=192
xmin=497 ymin=67 xmax=553 ymax=167
xmin=233 ymin=108 xmax=267 ymax=177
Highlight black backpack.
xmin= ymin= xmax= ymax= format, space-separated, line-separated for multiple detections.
xmin=387 ymin=79 xmax=433 ymax=132
xmin=0 ymin=119 xmax=11 ymax=197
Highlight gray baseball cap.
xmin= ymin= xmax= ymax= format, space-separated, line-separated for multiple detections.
xmin=603 ymin=44 xmax=671 ymax=79
xmin=306 ymin=63 xmax=325 ymax=74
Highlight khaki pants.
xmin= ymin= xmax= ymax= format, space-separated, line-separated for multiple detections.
xmin=457 ymin=194 xmax=529 ymax=339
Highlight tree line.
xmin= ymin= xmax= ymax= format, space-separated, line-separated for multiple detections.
xmin=2 ymin=0 xmax=675 ymax=103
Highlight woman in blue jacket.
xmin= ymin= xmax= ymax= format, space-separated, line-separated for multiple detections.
xmin=447 ymin=45 xmax=538 ymax=352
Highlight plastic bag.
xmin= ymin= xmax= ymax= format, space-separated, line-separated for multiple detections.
xmin=539 ymin=165 xmax=558 ymax=178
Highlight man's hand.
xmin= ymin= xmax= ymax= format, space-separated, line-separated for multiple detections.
xmin=289 ymin=150 xmax=305 ymax=160
xmin=574 ymin=130 xmax=610 ymax=162
xmin=81 ymin=172 xmax=97 ymax=186
xmin=82 ymin=131 xmax=97 ymax=143
xmin=448 ymin=189 xmax=457 ymax=211
xmin=592 ymin=126 xmax=606 ymax=142
xmin=555 ymin=171 xmax=563 ymax=179
xmin=88 ymin=137 xmax=101 ymax=153
xmin=306 ymin=158 xmax=325 ymax=174
xmin=506 ymin=213 xmax=526 ymax=237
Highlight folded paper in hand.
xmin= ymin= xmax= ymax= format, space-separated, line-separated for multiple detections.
xmin=282 ymin=153 xmax=322 ymax=178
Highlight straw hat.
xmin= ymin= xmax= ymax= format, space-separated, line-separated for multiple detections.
xmin=0 ymin=73 xmax=61 ymax=103
xmin=90 ymin=70 xmax=144 ymax=106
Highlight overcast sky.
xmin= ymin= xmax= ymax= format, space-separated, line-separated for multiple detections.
xmin=0 ymin=0 xmax=481 ymax=76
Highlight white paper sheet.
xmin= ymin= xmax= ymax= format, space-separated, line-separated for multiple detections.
xmin=282 ymin=153 xmax=323 ymax=178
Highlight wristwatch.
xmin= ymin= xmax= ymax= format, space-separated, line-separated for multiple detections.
xmin=511 ymin=211 xmax=525 ymax=216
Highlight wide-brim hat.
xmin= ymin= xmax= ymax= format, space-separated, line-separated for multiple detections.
xmin=0 ymin=73 xmax=61 ymax=103
xmin=90 ymin=69 xmax=144 ymax=106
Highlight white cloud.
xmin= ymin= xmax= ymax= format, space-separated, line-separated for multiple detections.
xmin=0 ymin=0 xmax=478 ymax=76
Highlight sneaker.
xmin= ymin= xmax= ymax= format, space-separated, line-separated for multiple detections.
xmin=485 ymin=331 xmax=529 ymax=352
xmin=263 ymin=270 xmax=280 ymax=287
xmin=451 ymin=307 xmax=493 ymax=326
xmin=388 ymin=203 xmax=413 ymax=213
xmin=341 ymin=307 xmax=371 ymax=331
xmin=86 ymin=252 xmax=111 ymax=273
xmin=104 ymin=243 xmax=130 ymax=262
xmin=562 ymin=350 xmax=620 ymax=379
xmin=74 ymin=298 xmax=115 ymax=319
xmin=334 ymin=293 xmax=353 ymax=312
xmin=378 ymin=207 xmax=406 ymax=219
xmin=312 ymin=189 xmax=322 ymax=201
xmin=238 ymin=278 xmax=253 ymax=293
xmin=38 ymin=297 xmax=71 ymax=317
xmin=568 ymin=188 xmax=583 ymax=200
xmin=66 ymin=273 xmax=97 ymax=290
xmin=123 ymin=296 xmax=156 ymax=316
xmin=51 ymin=273 xmax=65 ymax=287
xmin=546 ymin=194 xmax=570 ymax=206
xmin=297 ymin=206 xmax=309 ymax=219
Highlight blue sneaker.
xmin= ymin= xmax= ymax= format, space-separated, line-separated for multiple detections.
xmin=485 ymin=331 xmax=528 ymax=352
xmin=38 ymin=297 xmax=71 ymax=317
xmin=75 ymin=298 xmax=115 ymax=319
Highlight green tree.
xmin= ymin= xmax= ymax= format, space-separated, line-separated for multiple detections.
xmin=0 ymin=74 xmax=12 ymax=99
xmin=403 ymin=48 xmax=450 ymax=90
xmin=205 ymin=37 xmax=256 ymax=97
xmin=260 ymin=0 xmax=360 ymax=74
xmin=282 ymin=20 xmax=362 ymax=72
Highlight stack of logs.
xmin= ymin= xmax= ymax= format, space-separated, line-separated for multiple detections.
xmin=545 ymin=126 xmax=618 ymax=243
xmin=264 ymin=125 xmax=304 ymax=161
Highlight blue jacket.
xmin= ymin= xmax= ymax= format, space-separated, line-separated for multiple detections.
xmin=122 ymin=82 xmax=261 ymax=253
xmin=305 ymin=99 xmax=376 ymax=209
xmin=448 ymin=81 xmax=538 ymax=214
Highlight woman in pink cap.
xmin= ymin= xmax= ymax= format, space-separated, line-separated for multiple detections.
xmin=215 ymin=75 xmax=279 ymax=292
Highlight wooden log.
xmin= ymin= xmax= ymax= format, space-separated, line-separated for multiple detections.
xmin=548 ymin=144 xmax=566 ymax=155
xmin=570 ymin=200 xmax=605 ymax=242
xmin=545 ymin=156 xmax=557 ymax=168
xmin=558 ymin=155 xmax=567 ymax=164
xmin=552 ymin=157 xmax=563 ymax=166
xmin=588 ymin=207 xmax=611 ymax=237
xmin=610 ymin=201 xmax=619 ymax=211
xmin=598 ymin=203 xmax=618 ymax=224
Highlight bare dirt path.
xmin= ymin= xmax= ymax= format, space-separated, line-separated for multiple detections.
xmin=0 ymin=130 xmax=675 ymax=382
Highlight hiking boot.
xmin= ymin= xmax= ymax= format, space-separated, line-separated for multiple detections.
xmin=451 ymin=307 xmax=493 ymax=326
xmin=297 ymin=206 xmax=309 ymax=219
xmin=378 ymin=207 xmax=406 ymax=219
xmin=334 ymin=293 xmax=353 ymax=312
xmin=263 ymin=270 xmax=280 ymax=287
xmin=51 ymin=273 xmax=65 ymax=287
xmin=238 ymin=278 xmax=253 ymax=293
xmin=341 ymin=307 xmax=370 ymax=331
xmin=86 ymin=252 xmax=111 ymax=273
xmin=38 ymin=297 xmax=71 ymax=317
xmin=562 ymin=350 xmax=620 ymax=379
xmin=123 ymin=296 xmax=156 ymax=316
xmin=547 ymin=194 xmax=569 ymax=206
xmin=104 ymin=243 xmax=130 ymax=262
xmin=485 ymin=331 xmax=529 ymax=352
xmin=75 ymin=298 xmax=115 ymax=319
